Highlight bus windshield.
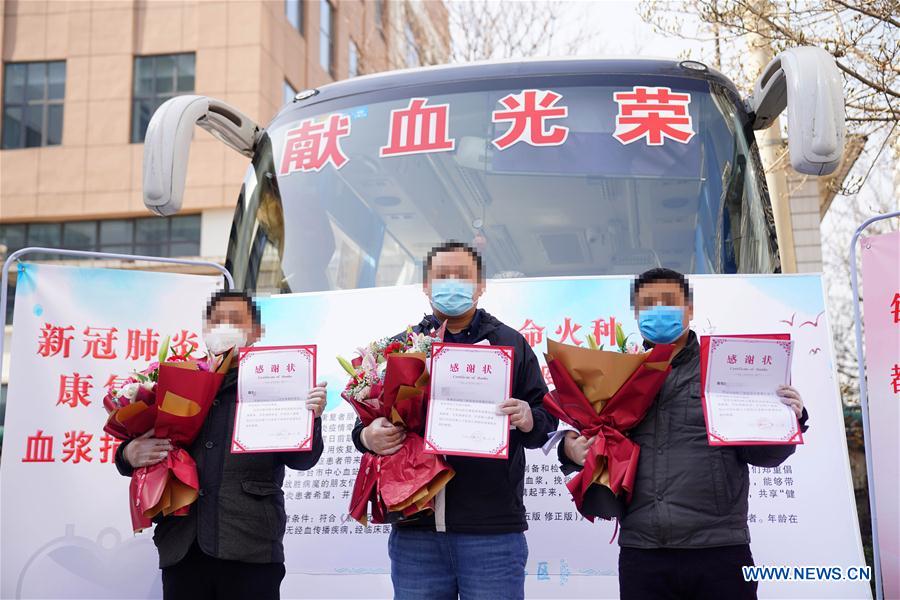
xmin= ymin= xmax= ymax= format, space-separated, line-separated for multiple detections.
xmin=227 ymin=74 xmax=778 ymax=294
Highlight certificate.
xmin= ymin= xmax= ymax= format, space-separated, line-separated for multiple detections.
xmin=425 ymin=343 xmax=514 ymax=459
xmin=232 ymin=345 xmax=316 ymax=453
xmin=701 ymin=335 xmax=802 ymax=446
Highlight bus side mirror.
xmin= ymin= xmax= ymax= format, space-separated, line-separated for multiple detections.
xmin=747 ymin=46 xmax=845 ymax=176
xmin=143 ymin=95 xmax=260 ymax=216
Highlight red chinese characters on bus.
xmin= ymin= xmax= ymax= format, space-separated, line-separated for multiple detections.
xmin=380 ymin=98 xmax=455 ymax=157
xmin=491 ymin=89 xmax=569 ymax=150
xmin=280 ymin=114 xmax=352 ymax=175
xmin=612 ymin=86 xmax=696 ymax=146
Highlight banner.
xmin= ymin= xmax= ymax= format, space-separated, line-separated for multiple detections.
xmin=860 ymin=230 xmax=900 ymax=599
xmin=0 ymin=263 xmax=221 ymax=599
xmin=0 ymin=267 xmax=869 ymax=599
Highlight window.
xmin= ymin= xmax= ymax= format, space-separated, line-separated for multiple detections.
xmin=285 ymin=0 xmax=304 ymax=34
xmin=375 ymin=0 xmax=384 ymax=37
xmin=283 ymin=80 xmax=297 ymax=105
xmin=319 ymin=0 xmax=335 ymax=76
xmin=131 ymin=53 xmax=195 ymax=143
xmin=0 ymin=215 xmax=201 ymax=259
xmin=2 ymin=216 xmax=199 ymax=324
xmin=348 ymin=40 xmax=360 ymax=78
xmin=404 ymin=23 xmax=419 ymax=68
xmin=2 ymin=61 xmax=65 ymax=149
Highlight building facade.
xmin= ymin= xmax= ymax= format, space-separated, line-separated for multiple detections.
xmin=0 ymin=0 xmax=449 ymax=411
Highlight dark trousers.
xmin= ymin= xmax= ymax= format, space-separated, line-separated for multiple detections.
xmin=161 ymin=542 xmax=286 ymax=600
xmin=619 ymin=544 xmax=758 ymax=600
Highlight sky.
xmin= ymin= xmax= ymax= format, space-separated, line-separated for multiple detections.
xmin=550 ymin=1 xmax=710 ymax=64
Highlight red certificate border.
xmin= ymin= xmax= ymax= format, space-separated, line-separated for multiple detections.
xmin=424 ymin=342 xmax=514 ymax=460
xmin=700 ymin=334 xmax=803 ymax=446
xmin=232 ymin=344 xmax=317 ymax=454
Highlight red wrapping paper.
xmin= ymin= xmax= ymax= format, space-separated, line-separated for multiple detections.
xmin=543 ymin=343 xmax=675 ymax=521
xmin=344 ymin=353 xmax=454 ymax=525
xmin=105 ymin=353 xmax=231 ymax=532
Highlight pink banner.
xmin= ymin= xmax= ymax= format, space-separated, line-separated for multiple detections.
xmin=860 ymin=229 xmax=900 ymax=598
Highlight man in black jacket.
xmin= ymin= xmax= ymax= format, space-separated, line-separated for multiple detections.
xmin=559 ymin=268 xmax=809 ymax=600
xmin=115 ymin=291 xmax=327 ymax=600
xmin=351 ymin=241 xmax=558 ymax=600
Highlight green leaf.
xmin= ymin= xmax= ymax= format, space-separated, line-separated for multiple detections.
xmin=337 ymin=356 xmax=357 ymax=378
xmin=587 ymin=334 xmax=599 ymax=350
xmin=158 ymin=335 xmax=171 ymax=363
xmin=615 ymin=322 xmax=626 ymax=350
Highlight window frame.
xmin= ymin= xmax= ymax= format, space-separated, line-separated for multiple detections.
xmin=319 ymin=0 xmax=336 ymax=77
xmin=1 ymin=60 xmax=66 ymax=149
xmin=130 ymin=53 xmax=196 ymax=144
xmin=375 ymin=0 xmax=385 ymax=38
xmin=0 ymin=215 xmax=202 ymax=259
xmin=348 ymin=39 xmax=360 ymax=78
xmin=285 ymin=0 xmax=304 ymax=35
xmin=404 ymin=22 xmax=419 ymax=68
xmin=283 ymin=80 xmax=298 ymax=106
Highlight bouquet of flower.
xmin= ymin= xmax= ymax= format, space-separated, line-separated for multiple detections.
xmin=103 ymin=340 xmax=232 ymax=532
xmin=543 ymin=324 xmax=676 ymax=521
xmin=337 ymin=324 xmax=455 ymax=525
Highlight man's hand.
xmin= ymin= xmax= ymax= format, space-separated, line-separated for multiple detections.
xmin=497 ymin=398 xmax=534 ymax=433
xmin=777 ymin=385 xmax=804 ymax=418
xmin=307 ymin=381 xmax=327 ymax=418
xmin=123 ymin=429 xmax=173 ymax=468
xmin=360 ymin=417 xmax=406 ymax=456
xmin=563 ymin=431 xmax=595 ymax=467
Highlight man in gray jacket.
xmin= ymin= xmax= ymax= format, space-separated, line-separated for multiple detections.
xmin=560 ymin=268 xmax=809 ymax=600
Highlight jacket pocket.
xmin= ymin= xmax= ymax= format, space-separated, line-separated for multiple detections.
xmin=239 ymin=480 xmax=285 ymax=539
xmin=708 ymin=450 xmax=730 ymax=515
xmin=241 ymin=480 xmax=283 ymax=497
xmin=684 ymin=380 xmax=706 ymax=427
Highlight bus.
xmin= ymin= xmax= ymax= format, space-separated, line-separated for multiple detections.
xmin=142 ymin=48 xmax=844 ymax=294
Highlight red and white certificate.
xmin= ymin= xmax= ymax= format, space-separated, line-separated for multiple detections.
xmin=425 ymin=343 xmax=514 ymax=459
xmin=232 ymin=345 xmax=316 ymax=453
xmin=701 ymin=334 xmax=802 ymax=446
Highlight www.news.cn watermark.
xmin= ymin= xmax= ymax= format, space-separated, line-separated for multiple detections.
xmin=742 ymin=566 xmax=872 ymax=582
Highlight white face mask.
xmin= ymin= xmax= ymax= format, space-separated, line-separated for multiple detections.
xmin=203 ymin=323 xmax=248 ymax=355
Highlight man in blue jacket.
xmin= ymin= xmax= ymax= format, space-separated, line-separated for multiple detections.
xmin=352 ymin=241 xmax=558 ymax=600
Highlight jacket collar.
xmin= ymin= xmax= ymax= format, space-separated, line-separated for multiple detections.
xmin=220 ymin=367 xmax=239 ymax=392
xmin=415 ymin=308 xmax=501 ymax=341
xmin=643 ymin=329 xmax=699 ymax=367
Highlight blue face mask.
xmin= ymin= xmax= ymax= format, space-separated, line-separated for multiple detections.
xmin=638 ymin=305 xmax=685 ymax=344
xmin=430 ymin=279 xmax=475 ymax=317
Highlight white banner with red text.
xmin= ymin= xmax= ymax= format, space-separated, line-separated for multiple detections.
xmin=0 ymin=264 xmax=869 ymax=599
